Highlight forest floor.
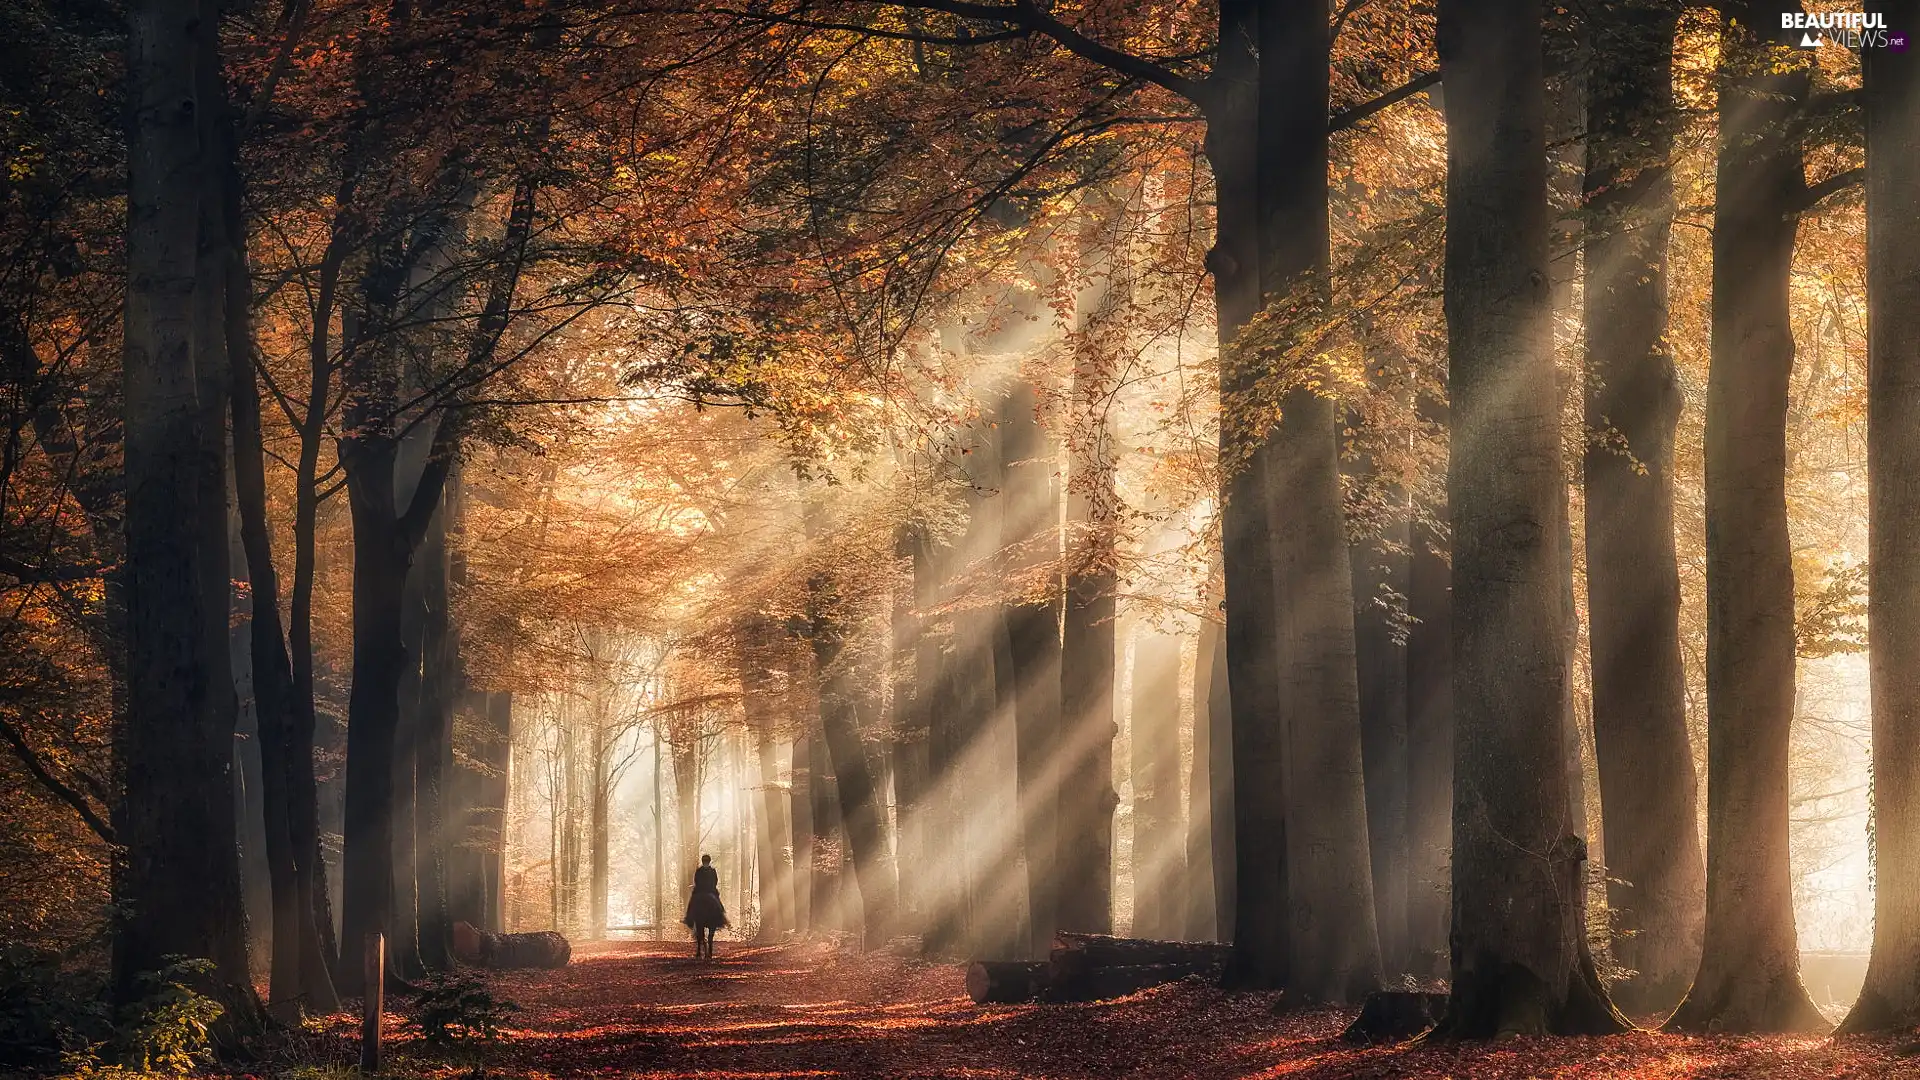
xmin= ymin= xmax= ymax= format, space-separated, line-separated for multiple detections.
xmin=274 ymin=939 xmax=1920 ymax=1079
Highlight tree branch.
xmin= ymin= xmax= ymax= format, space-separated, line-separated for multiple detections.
xmin=0 ymin=716 xmax=114 ymax=844
xmin=880 ymin=1 xmax=1208 ymax=103
xmin=1329 ymin=70 xmax=1440 ymax=133
xmin=1796 ymin=166 xmax=1864 ymax=212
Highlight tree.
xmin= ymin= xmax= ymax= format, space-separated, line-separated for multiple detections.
xmin=1829 ymin=0 xmax=1918 ymax=1037
xmin=116 ymin=0 xmax=255 ymax=1010
xmin=996 ymin=378 xmax=1066 ymax=957
xmin=1429 ymin=0 xmax=1626 ymax=1036
xmin=1664 ymin=5 xmax=1826 ymax=1034
xmin=1580 ymin=0 xmax=1704 ymax=1016
xmin=1239 ymin=0 xmax=1380 ymax=1001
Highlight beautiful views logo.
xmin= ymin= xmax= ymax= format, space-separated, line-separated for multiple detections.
xmin=1781 ymin=10 xmax=1907 ymax=49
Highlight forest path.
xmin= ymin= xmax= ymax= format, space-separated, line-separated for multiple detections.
xmin=461 ymin=940 xmax=1911 ymax=1079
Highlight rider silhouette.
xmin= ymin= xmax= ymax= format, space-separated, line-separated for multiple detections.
xmin=692 ymin=854 xmax=719 ymax=897
xmin=683 ymin=853 xmax=730 ymax=955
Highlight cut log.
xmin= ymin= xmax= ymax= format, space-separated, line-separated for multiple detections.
xmin=965 ymin=960 xmax=1049 ymax=1004
xmin=1042 ymin=963 xmax=1219 ymax=1003
xmin=452 ymin=920 xmax=571 ymax=970
xmin=1047 ymin=932 xmax=1231 ymax=988
xmin=1340 ymin=990 xmax=1448 ymax=1044
xmin=1049 ymin=931 xmax=1231 ymax=970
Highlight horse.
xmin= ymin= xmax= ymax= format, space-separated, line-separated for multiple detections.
xmin=683 ymin=889 xmax=728 ymax=959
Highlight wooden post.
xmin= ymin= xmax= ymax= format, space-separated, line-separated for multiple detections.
xmin=360 ymin=932 xmax=384 ymax=1074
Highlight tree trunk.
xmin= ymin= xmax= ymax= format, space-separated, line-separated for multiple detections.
xmin=1580 ymin=0 xmax=1703 ymax=1017
xmin=589 ymin=716 xmax=610 ymax=940
xmin=415 ymin=491 xmax=457 ymax=968
xmin=1666 ymin=18 xmax=1825 ymax=1035
xmin=1059 ymin=268 xmax=1120 ymax=937
xmin=888 ymin=532 xmax=930 ymax=936
xmin=652 ymin=723 xmax=669 ymax=938
xmin=217 ymin=87 xmax=339 ymax=1010
xmin=117 ymin=0 xmax=255 ymax=1007
xmin=1185 ymin=596 xmax=1221 ymax=942
xmin=807 ymin=544 xmax=899 ymax=949
xmin=1252 ymin=0 xmax=1380 ymax=1003
xmin=791 ymin=731 xmax=815 ymax=932
xmin=740 ymin=619 xmax=794 ymax=938
xmin=1404 ymin=463 xmax=1453 ymax=980
xmin=1130 ymin=629 xmax=1184 ymax=941
xmin=338 ymin=416 xmax=454 ymax=992
xmin=482 ymin=691 xmax=511 ymax=932
xmin=1841 ymin=3 xmax=1920 ymax=1029
xmin=1208 ymin=0 xmax=1289 ymax=990
xmin=997 ymin=380 xmax=1065 ymax=958
xmin=1430 ymin=0 xmax=1625 ymax=1035
xmin=1350 ymin=415 xmax=1412 ymax=977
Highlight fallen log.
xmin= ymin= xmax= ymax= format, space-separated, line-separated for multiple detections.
xmin=451 ymin=921 xmax=572 ymax=970
xmin=965 ymin=934 xmax=1233 ymax=1005
xmin=1042 ymin=962 xmax=1218 ymax=1003
xmin=1046 ymin=932 xmax=1231 ymax=998
xmin=965 ymin=960 xmax=1049 ymax=1004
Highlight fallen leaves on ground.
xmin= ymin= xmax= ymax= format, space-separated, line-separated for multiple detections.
xmin=266 ymin=940 xmax=1920 ymax=1078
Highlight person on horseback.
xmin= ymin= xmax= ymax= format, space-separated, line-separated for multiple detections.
xmin=682 ymin=853 xmax=729 ymax=958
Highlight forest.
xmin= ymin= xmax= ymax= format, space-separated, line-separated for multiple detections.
xmin=1 ymin=0 xmax=1917 ymax=1076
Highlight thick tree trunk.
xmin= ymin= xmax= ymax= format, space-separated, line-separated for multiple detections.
xmin=1130 ymin=629 xmax=1184 ymax=941
xmin=1666 ymin=19 xmax=1825 ymax=1035
xmin=1431 ymin=0 xmax=1625 ymax=1036
xmin=339 ymin=449 xmax=411 ymax=994
xmin=1404 ymin=474 xmax=1453 ymax=980
xmin=807 ymin=575 xmax=897 ymax=948
xmin=1580 ymin=0 xmax=1703 ymax=1017
xmin=1253 ymin=0 xmax=1380 ymax=1003
xmin=338 ymin=418 xmax=453 ymax=992
xmin=802 ymin=607 xmax=890 ymax=941
xmin=1209 ymin=0 xmax=1289 ymax=990
xmin=118 ymin=0 xmax=255 ymax=1007
xmin=996 ymin=381 xmax=1065 ymax=958
xmin=1842 ymin=3 xmax=1920 ymax=1030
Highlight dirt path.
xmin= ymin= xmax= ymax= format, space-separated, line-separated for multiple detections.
xmin=431 ymin=940 xmax=1912 ymax=1078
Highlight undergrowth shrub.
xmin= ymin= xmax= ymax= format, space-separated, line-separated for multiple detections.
xmin=405 ymin=975 xmax=517 ymax=1048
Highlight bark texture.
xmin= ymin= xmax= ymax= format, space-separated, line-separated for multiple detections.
xmin=997 ymin=380 xmax=1065 ymax=958
xmin=1431 ymin=0 xmax=1626 ymax=1036
xmin=118 ymin=0 xmax=255 ymax=1004
xmin=1254 ymin=0 xmax=1380 ymax=1003
xmin=1841 ymin=2 xmax=1920 ymax=1030
xmin=1581 ymin=0 xmax=1703 ymax=1017
xmin=1129 ymin=628 xmax=1184 ymax=940
xmin=1665 ymin=14 xmax=1825 ymax=1035
xmin=1211 ymin=0 xmax=1287 ymax=989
